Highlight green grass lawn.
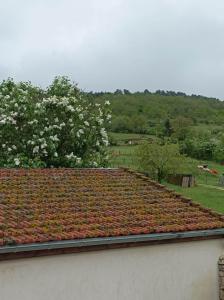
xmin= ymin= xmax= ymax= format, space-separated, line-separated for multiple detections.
xmin=109 ymin=145 xmax=138 ymax=169
xmin=196 ymin=161 xmax=223 ymax=186
xmin=108 ymin=142 xmax=224 ymax=213
xmin=109 ymin=132 xmax=157 ymax=146
xmin=164 ymin=183 xmax=224 ymax=213
xmin=109 ymin=132 xmax=151 ymax=141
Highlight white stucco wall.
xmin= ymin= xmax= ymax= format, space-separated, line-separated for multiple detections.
xmin=0 ymin=239 xmax=223 ymax=300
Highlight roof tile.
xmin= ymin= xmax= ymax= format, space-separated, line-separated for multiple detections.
xmin=0 ymin=168 xmax=223 ymax=246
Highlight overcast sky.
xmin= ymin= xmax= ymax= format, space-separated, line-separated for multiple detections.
xmin=1 ymin=0 xmax=224 ymax=98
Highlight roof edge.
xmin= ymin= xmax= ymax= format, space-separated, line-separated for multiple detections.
xmin=123 ymin=168 xmax=224 ymax=222
xmin=1 ymin=229 xmax=224 ymax=255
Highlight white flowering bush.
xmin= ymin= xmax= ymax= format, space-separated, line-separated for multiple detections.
xmin=0 ymin=76 xmax=111 ymax=168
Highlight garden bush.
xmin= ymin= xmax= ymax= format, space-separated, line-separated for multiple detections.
xmin=0 ymin=76 xmax=111 ymax=168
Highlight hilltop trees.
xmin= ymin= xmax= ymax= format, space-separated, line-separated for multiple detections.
xmin=123 ymin=89 xmax=131 ymax=95
xmin=0 ymin=77 xmax=111 ymax=168
xmin=114 ymin=89 xmax=123 ymax=95
xmin=91 ymin=90 xmax=224 ymax=134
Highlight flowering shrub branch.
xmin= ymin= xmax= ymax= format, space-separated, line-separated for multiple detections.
xmin=0 ymin=76 xmax=111 ymax=167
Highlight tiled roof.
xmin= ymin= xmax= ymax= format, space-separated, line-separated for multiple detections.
xmin=0 ymin=168 xmax=223 ymax=247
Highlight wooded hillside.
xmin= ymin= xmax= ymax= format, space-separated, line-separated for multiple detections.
xmin=88 ymin=91 xmax=224 ymax=134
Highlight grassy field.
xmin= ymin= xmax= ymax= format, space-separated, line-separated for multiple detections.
xmin=109 ymin=132 xmax=151 ymax=142
xmin=109 ymin=145 xmax=138 ymax=169
xmin=165 ymin=183 xmax=224 ymax=213
xmin=108 ymin=134 xmax=224 ymax=213
xmin=109 ymin=132 xmax=157 ymax=146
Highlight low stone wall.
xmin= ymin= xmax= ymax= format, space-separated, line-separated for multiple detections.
xmin=219 ymin=256 xmax=224 ymax=299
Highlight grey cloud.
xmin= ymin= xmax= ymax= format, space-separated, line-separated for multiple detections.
xmin=0 ymin=0 xmax=224 ymax=98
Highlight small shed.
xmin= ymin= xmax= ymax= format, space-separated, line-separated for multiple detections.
xmin=219 ymin=174 xmax=224 ymax=186
xmin=167 ymin=174 xmax=195 ymax=187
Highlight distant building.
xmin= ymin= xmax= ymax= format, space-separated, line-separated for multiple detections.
xmin=168 ymin=174 xmax=195 ymax=187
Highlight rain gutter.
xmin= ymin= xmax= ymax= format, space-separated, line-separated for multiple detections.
xmin=1 ymin=228 xmax=224 ymax=255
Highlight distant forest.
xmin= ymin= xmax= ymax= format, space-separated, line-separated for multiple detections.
xmin=85 ymin=89 xmax=224 ymax=135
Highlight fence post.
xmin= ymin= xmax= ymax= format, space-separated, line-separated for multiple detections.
xmin=218 ymin=256 xmax=224 ymax=299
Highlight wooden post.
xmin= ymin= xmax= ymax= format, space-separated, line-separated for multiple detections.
xmin=219 ymin=176 xmax=224 ymax=186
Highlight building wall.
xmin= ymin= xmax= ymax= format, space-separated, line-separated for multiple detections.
xmin=0 ymin=239 xmax=223 ymax=300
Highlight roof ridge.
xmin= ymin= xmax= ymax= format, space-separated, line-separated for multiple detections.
xmin=0 ymin=167 xmax=120 ymax=171
xmin=122 ymin=168 xmax=224 ymax=223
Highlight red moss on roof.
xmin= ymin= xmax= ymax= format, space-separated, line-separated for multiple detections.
xmin=0 ymin=168 xmax=223 ymax=247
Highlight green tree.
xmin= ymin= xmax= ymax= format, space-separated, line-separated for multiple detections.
xmin=163 ymin=119 xmax=173 ymax=137
xmin=132 ymin=116 xmax=148 ymax=134
xmin=171 ymin=117 xmax=193 ymax=141
xmin=123 ymin=89 xmax=131 ymax=95
xmin=111 ymin=116 xmax=133 ymax=133
xmin=114 ymin=89 xmax=123 ymax=95
xmin=137 ymin=143 xmax=188 ymax=182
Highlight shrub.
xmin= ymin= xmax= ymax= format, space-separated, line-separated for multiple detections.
xmin=0 ymin=77 xmax=111 ymax=168
xmin=136 ymin=142 xmax=191 ymax=182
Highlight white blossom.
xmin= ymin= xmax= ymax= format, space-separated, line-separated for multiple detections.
xmin=14 ymin=158 xmax=20 ymax=166
xmin=0 ymin=76 xmax=110 ymax=167
xmin=96 ymin=117 xmax=104 ymax=125
xmin=78 ymin=129 xmax=84 ymax=134
xmin=33 ymin=146 xmax=39 ymax=154
xmin=76 ymin=157 xmax=81 ymax=164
